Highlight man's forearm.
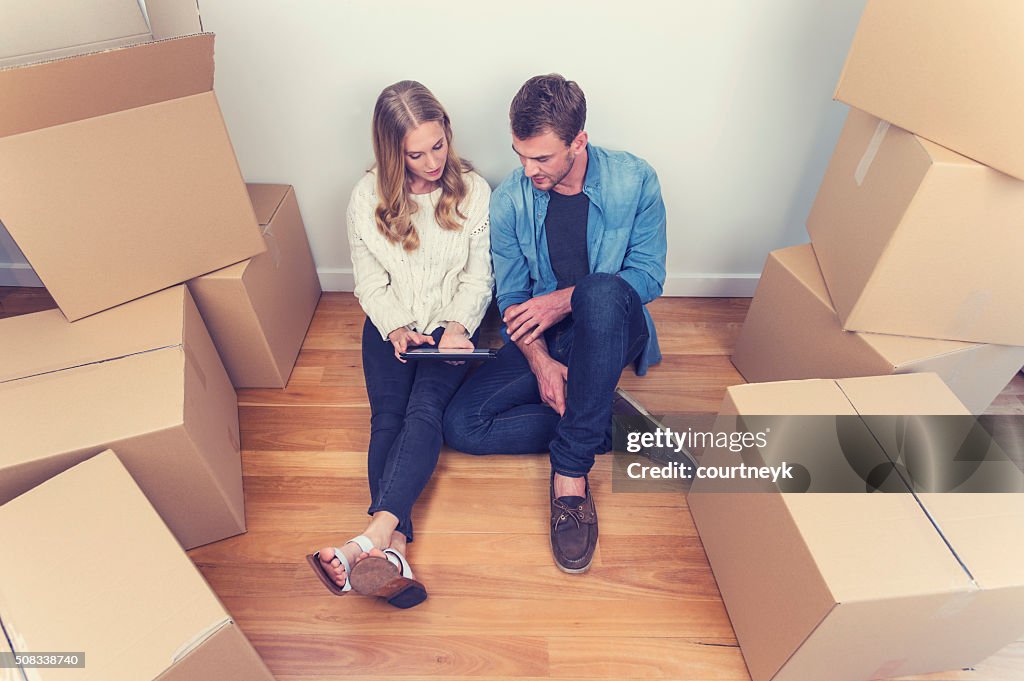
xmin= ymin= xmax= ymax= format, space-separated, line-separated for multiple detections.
xmin=516 ymin=333 xmax=554 ymax=372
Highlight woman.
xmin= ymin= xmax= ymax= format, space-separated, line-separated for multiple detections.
xmin=306 ymin=81 xmax=492 ymax=608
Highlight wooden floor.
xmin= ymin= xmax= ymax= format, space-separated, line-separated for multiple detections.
xmin=2 ymin=288 xmax=1022 ymax=681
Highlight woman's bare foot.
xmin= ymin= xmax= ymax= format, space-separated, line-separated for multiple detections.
xmin=317 ymin=514 xmax=399 ymax=588
xmin=318 ymin=545 xmax=386 ymax=588
xmin=390 ymin=530 xmax=408 ymax=556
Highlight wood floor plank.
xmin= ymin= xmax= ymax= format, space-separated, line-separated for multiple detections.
xmin=220 ymin=595 xmax=737 ymax=639
xmin=548 ymin=636 xmax=748 ymax=679
xmin=246 ymin=634 xmax=549 ymax=678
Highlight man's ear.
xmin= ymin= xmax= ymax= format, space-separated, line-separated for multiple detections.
xmin=571 ymin=130 xmax=589 ymax=155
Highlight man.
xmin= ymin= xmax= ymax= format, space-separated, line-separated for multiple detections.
xmin=443 ymin=74 xmax=666 ymax=573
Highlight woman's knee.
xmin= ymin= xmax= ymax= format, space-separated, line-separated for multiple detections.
xmin=370 ymin=411 xmax=404 ymax=435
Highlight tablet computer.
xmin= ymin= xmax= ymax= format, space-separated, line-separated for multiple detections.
xmin=399 ymin=348 xmax=499 ymax=361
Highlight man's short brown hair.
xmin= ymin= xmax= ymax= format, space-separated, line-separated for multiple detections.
xmin=509 ymin=74 xmax=587 ymax=145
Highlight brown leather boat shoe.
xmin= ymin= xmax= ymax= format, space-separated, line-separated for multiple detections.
xmin=549 ymin=470 xmax=598 ymax=573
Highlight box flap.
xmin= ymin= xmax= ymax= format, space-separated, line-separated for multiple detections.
xmin=1 ymin=349 xmax=186 ymax=471
xmin=0 ymin=0 xmax=150 ymax=67
xmin=0 ymin=452 xmax=231 ymax=681
xmin=724 ymin=378 xmax=857 ymax=416
xmin=859 ymin=333 xmax=977 ymax=370
xmin=0 ymin=286 xmax=187 ymax=383
xmin=246 ymin=183 xmax=290 ymax=227
xmin=146 ymin=0 xmax=203 ymax=40
xmin=785 ymin=493 xmax=972 ymax=602
xmin=770 ymin=244 xmax=834 ymax=310
xmin=836 ymin=373 xmax=970 ymax=416
xmin=841 ymin=379 xmax=1024 ymax=588
xmin=917 ymin=494 xmax=1024 ymax=590
xmin=0 ymin=34 xmax=213 ymax=138
xmin=916 ymin=136 xmax=978 ymax=167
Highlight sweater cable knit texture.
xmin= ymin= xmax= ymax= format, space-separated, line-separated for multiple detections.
xmin=346 ymin=169 xmax=493 ymax=340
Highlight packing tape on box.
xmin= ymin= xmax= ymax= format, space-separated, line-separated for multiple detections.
xmin=261 ymin=224 xmax=282 ymax=269
xmin=855 ymin=120 xmax=891 ymax=186
xmin=171 ymin=618 xmax=233 ymax=664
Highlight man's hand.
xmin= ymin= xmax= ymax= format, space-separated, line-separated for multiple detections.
xmin=439 ymin=322 xmax=473 ymax=365
xmin=388 ymin=327 xmax=435 ymax=363
xmin=504 ymin=288 xmax=573 ymax=344
xmin=533 ymin=355 xmax=569 ymax=416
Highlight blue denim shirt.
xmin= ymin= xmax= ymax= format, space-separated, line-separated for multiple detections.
xmin=490 ymin=144 xmax=667 ymax=375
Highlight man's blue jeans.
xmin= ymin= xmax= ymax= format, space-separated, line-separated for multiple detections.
xmin=362 ymin=318 xmax=476 ymax=541
xmin=443 ymin=273 xmax=649 ymax=477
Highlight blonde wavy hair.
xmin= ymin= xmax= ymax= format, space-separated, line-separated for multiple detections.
xmin=372 ymin=81 xmax=471 ymax=251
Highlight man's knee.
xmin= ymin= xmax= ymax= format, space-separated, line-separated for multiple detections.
xmin=442 ymin=395 xmax=484 ymax=454
xmin=571 ymin=273 xmax=632 ymax=323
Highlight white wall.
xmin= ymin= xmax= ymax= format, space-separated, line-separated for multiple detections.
xmin=0 ymin=0 xmax=867 ymax=294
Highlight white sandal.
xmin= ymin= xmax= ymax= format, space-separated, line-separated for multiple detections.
xmin=305 ymin=535 xmax=375 ymax=595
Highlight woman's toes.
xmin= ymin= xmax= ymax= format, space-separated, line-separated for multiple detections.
xmin=319 ymin=547 xmax=347 ymax=586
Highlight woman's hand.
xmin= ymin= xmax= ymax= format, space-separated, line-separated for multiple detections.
xmin=388 ymin=327 xmax=435 ymax=363
xmin=439 ymin=322 xmax=474 ymax=365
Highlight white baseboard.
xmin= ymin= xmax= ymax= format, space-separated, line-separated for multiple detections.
xmin=317 ymin=267 xmax=356 ymax=292
xmin=662 ymin=273 xmax=759 ymax=297
xmin=1 ymin=263 xmax=758 ymax=298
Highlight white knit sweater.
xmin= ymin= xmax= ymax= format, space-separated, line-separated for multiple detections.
xmin=346 ymin=169 xmax=493 ymax=340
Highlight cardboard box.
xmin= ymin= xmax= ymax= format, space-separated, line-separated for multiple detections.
xmin=0 ymin=451 xmax=276 ymax=681
xmin=0 ymin=0 xmax=151 ymax=68
xmin=0 ymin=285 xmax=245 ymax=550
xmin=807 ymin=108 xmax=1024 ymax=345
xmin=0 ymin=1 xmax=266 ymax=321
xmin=835 ymin=0 xmax=1024 ymax=181
xmin=689 ymin=374 xmax=1024 ymax=681
xmin=188 ymin=184 xmax=321 ymax=388
xmin=732 ymin=245 xmax=1024 ymax=414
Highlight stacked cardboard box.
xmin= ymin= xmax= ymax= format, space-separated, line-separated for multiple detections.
xmin=189 ymin=184 xmax=322 ymax=388
xmin=689 ymin=373 xmax=1024 ymax=681
xmin=0 ymin=452 xmax=276 ymax=681
xmin=0 ymin=2 xmax=322 ymax=677
xmin=0 ymin=286 xmax=244 ymax=551
xmin=732 ymin=0 xmax=1024 ymax=413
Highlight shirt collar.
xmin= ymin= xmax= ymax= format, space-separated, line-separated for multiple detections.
xmin=530 ymin=143 xmax=603 ymax=207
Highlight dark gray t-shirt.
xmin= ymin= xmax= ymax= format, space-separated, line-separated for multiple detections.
xmin=544 ymin=190 xmax=590 ymax=290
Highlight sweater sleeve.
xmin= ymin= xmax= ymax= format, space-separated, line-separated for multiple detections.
xmin=346 ymin=180 xmax=417 ymax=340
xmin=439 ymin=174 xmax=494 ymax=335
